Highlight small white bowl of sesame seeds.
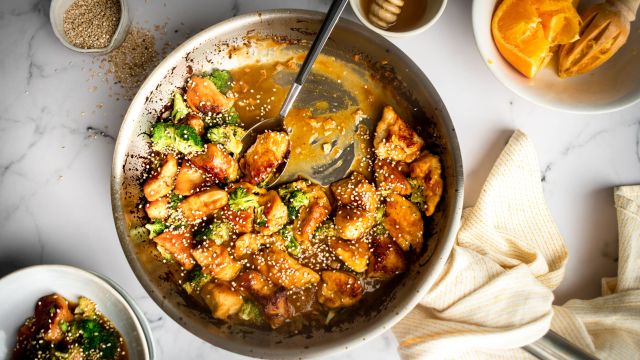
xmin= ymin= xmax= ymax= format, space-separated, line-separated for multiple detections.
xmin=50 ymin=0 xmax=130 ymax=54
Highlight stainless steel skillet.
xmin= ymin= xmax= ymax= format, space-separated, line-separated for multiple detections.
xmin=111 ymin=10 xmax=463 ymax=359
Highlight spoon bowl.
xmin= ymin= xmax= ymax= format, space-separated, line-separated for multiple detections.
xmin=241 ymin=113 xmax=358 ymax=187
xmin=239 ymin=0 xmax=352 ymax=187
xmin=240 ymin=117 xmax=285 ymax=155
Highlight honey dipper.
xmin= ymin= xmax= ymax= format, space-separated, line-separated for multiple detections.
xmin=558 ymin=0 xmax=640 ymax=77
xmin=368 ymin=0 xmax=405 ymax=29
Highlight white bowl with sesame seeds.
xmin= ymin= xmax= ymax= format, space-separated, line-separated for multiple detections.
xmin=0 ymin=265 xmax=154 ymax=359
xmin=50 ymin=0 xmax=130 ymax=54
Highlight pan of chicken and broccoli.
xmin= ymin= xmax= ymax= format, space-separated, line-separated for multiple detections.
xmin=111 ymin=10 xmax=463 ymax=359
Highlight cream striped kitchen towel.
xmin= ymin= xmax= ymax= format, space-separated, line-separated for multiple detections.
xmin=393 ymin=130 xmax=640 ymax=359
xmin=546 ymin=185 xmax=640 ymax=360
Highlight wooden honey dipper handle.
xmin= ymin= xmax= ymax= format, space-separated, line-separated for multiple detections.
xmin=608 ymin=0 xmax=640 ymax=21
xmin=368 ymin=0 xmax=405 ymax=29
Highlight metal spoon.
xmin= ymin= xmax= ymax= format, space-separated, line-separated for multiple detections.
xmin=240 ymin=0 xmax=352 ymax=187
xmin=523 ymin=330 xmax=598 ymax=360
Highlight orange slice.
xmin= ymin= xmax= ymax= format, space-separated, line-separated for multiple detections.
xmin=491 ymin=0 xmax=581 ymax=79
xmin=492 ymin=0 xmax=550 ymax=78
xmin=537 ymin=1 xmax=581 ymax=44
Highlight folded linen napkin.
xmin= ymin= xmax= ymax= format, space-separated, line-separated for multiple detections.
xmin=547 ymin=186 xmax=640 ymax=359
xmin=393 ymin=130 xmax=640 ymax=359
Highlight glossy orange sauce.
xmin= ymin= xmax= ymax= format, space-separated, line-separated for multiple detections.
xmin=230 ymin=54 xmax=387 ymax=181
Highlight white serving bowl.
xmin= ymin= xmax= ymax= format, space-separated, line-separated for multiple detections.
xmin=111 ymin=10 xmax=463 ymax=359
xmin=0 ymin=265 xmax=153 ymax=359
xmin=350 ymin=0 xmax=447 ymax=37
xmin=472 ymin=0 xmax=640 ymax=114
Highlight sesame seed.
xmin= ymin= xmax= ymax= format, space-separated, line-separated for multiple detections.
xmin=63 ymin=0 xmax=121 ymax=49
xmin=106 ymin=27 xmax=158 ymax=96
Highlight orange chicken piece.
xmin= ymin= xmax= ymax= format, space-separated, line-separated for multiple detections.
xmin=373 ymin=106 xmax=424 ymax=163
xmin=143 ymin=154 xmax=178 ymax=201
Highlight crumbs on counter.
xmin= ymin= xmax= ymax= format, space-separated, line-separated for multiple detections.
xmin=106 ymin=26 xmax=158 ymax=96
xmin=96 ymin=22 xmax=175 ymax=101
xmin=79 ymin=17 xmax=192 ymax=113
xmin=63 ymin=0 xmax=121 ymax=49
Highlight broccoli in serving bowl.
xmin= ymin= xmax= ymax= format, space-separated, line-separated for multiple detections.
xmin=205 ymin=69 xmax=233 ymax=94
xmin=278 ymin=182 xmax=310 ymax=220
xmin=171 ymin=92 xmax=190 ymax=121
xmin=151 ymin=122 xmax=203 ymax=155
xmin=207 ymin=125 xmax=246 ymax=156
xmin=228 ymin=187 xmax=259 ymax=211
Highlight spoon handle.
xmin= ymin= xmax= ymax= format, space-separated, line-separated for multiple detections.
xmin=523 ymin=330 xmax=599 ymax=360
xmin=278 ymin=0 xmax=350 ymax=118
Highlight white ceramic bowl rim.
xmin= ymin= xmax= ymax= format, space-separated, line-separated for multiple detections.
xmin=471 ymin=0 xmax=640 ymax=114
xmin=0 ymin=264 xmax=154 ymax=359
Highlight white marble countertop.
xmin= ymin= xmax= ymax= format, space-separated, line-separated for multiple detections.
xmin=1 ymin=0 xmax=639 ymax=358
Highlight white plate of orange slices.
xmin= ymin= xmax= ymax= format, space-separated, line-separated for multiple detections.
xmin=472 ymin=0 xmax=640 ymax=113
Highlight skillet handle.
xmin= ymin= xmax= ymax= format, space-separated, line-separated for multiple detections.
xmin=522 ymin=330 xmax=599 ymax=360
xmin=278 ymin=0 xmax=350 ymax=118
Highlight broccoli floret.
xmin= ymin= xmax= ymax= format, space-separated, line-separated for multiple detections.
xmin=254 ymin=206 xmax=267 ymax=227
xmin=145 ymin=220 xmax=166 ymax=239
xmin=151 ymin=122 xmax=204 ymax=155
xmin=193 ymin=226 xmax=212 ymax=243
xmin=228 ymin=187 xmax=259 ymax=211
xmin=171 ymin=91 xmax=190 ymax=121
xmin=372 ymin=206 xmax=388 ymax=236
xmin=203 ymin=107 xmax=242 ymax=127
xmin=210 ymin=222 xmax=232 ymax=244
xmin=128 ymin=226 xmax=149 ymax=243
xmin=315 ymin=221 xmax=336 ymax=238
xmin=182 ymin=266 xmax=212 ymax=295
xmin=408 ymin=177 xmax=426 ymax=212
xmin=78 ymin=319 xmax=119 ymax=359
xmin=156 ymin=245 xmax=175 ymax=262
xmin=288 ymin=190 xmax=309 ymax=209
xmin=238 ymin=300 xmax=264 ymax=324
xmin=59 ymin=319 xmax=69 ymax=332
xmin=75 ymin=297 xmax=98 ymax=319
xmin=222 ymin=107 xmax=241 ymax=126
xmin=207 ymin=125 xmax=246 ymax=156
xmin=205 ymin=69 xmax=232 ymax=93
xmin=278 ymin=182 xmax=311 ymax=220
xmin=279 ymin=225 xmax=300 ymax=256
xmin=277 ymin=180 xmax=309 ymax=198
xmin=168 ymin=193 xmax=185 ymax=210
xmin=287 ymin=190 xmax=309 ymax=219
xmin=373 ymin=223 xmax=388 ymax=236
xmin=375 ymin=206 xmax=385 ymax=224
xmin=195 ymin=221 xmax=232 ymax=245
